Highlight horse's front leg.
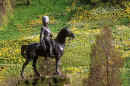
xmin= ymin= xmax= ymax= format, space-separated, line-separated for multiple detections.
xmin=32 ymin=56 xmax=40 ymax=77
xmin=21 ymin=59 xmax=30 ymax=79
xmin=55 ymin=57 xmax=61 ymax=75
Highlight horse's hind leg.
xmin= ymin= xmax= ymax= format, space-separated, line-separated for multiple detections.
xmin=32 ymin=56 xmax=40 ymax=77
xmin=21 ymin=59 xmax=30 ymax=79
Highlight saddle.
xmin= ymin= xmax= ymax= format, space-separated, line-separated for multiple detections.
xmin=41 ymin=39 xmax=63 ymax=57
xmin=41 ymin=39 xmax=55 ymax=53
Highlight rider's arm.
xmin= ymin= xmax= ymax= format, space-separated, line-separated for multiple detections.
xmin=40 ymin=28 xmax=44 ymax=44
xmin=50 ymin=33 xmax=53 ymax=38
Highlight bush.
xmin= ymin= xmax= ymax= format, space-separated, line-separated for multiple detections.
xmin=78 ymin=0 xmax=129 ymax=8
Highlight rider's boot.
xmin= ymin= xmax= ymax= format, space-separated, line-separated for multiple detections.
xmin=50 ymin=47 xmax=54 ymax=57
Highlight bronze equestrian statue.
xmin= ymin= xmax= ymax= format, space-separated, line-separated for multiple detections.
xmin=20 ymin=22 xmax=75 ymax=79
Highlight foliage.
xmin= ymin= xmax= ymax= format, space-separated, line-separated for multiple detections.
xmin=0 ymin=38 xmax=38 ymax=77
xmin=78 ymin=0 xmax=130 ymax=8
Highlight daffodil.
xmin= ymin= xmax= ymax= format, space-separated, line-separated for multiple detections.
xmin=115 ymin=44 xmax=120 ymax=49
xmin=122 ymin=51 xmax=130 ymax=58
xmin=123 ymin=40 xmax=130 ymax=45
xmin=66 ymin=7 xmax=71 ymax=12
xmin=0 ymin=52 xmax=2 ymax=56
xmin=125 ymin=7 xmax=130 ymax=14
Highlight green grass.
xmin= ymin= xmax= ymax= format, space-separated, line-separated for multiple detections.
xmin=122 ymin=58 xmax=130 ymax=86
xmin=0 ymin=0 xmax=72 ymax=40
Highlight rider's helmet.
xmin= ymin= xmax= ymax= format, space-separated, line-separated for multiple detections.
xmin=42 ymin=16 xmax=49 ymax=24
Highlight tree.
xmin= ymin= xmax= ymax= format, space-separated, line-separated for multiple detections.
xmin=25 ymin=0 xmax=31 ymax=5
xmin=0 ymin=0 xmax=6 ymax=14
xmin=86 ymin=27 xmax=123 ymax=86
xmin=0 ymin=0 xmax=13 ymax=26
xmin=79 ymin=0 xmax=91 ymax=4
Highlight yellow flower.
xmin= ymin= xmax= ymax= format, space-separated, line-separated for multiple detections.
xmin=95 ymin=29 xmax=100 ymax=33
xmin=71 ymin=26 xmax=77 ymax=31
xmin=74 ymin=30 xmax=80 ymax=34
xmin=122 ymin=51 xmax=130 ymax=58
xmin=66 ymin=67 xmax=83 ymax=73
xmin=108 ymin=60 xmax=113 ymax=65
xmin=66 ymin=7 xmax=71 ymax=12
xmin=19 ymin=59 xmax=23 ymax=63
xmin=79 ymin=15 xmax=83 ymax=20
xmin=125 ymin=7 xmax=130 ymax=14
xmin=123 ymin=40 xmax=130 ymax=45
xmin=73 ymin=67 xmax=81 ymax=73
xmin=15 ymin=49 xmax=20 ymax=53
xmin=0 ymin=27 xmax=3 ymax=30
xmin=115 ymin=44 xmax=120 ymax=49
xmin=50 ymin=16 xmax=56 ymax=24
xmin=71 ymin=19 xmax=76 ymax=24
xmin=1 ymin=48 xmax=8 ymax=52
xmin=0 ymin=52 xmax=2 ymax=56
xmin=72 ymin=2 xmax=75 ymax=7
xmin=84 ymin=32 xmax=89 ymax=35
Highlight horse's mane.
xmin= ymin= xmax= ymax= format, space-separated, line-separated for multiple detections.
xmin=55 ymin=27 xmax=68 ymax=41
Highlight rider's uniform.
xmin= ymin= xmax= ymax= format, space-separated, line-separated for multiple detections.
xmin=40 ymin=26 xmax=53 ymax=56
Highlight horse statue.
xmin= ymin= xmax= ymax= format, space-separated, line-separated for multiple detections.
xmin=20 ymin=27 xmax=75 ymax=79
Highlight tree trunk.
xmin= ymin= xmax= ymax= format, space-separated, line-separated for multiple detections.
xmin=26 ymin=0 xmax=31 ymax=6
xmin=0 ymin=0 xmax=6 ymax=14
xmin=0 ymin=0 xmax=13 ymax=26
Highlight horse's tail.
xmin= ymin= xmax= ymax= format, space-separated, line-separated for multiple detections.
xmin=21 ymin=45 xmax=28 ymax=58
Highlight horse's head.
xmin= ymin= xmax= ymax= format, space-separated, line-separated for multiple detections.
xmin=56 ymin=27 xmax=75 ymax=44
xmin=61 ymin=27 xmax=75 ymax=39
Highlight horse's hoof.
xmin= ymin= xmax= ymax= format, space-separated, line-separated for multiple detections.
xmin=35 ymin=73 xmax=41 ymax=78
xmin=24 ymin=80 xmax=29 ymax=85
xmin=21 ymin=77 xmax=24 ymax=80
xmin=21 ymin=75 xmax=24 ymax=80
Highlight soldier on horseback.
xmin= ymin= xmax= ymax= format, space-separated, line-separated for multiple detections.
xmin=40 ymin=16 xmax=54 ymax=56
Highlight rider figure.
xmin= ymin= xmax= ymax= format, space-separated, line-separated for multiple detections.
xmin=40 ymin=16 xmax=54 ymax=56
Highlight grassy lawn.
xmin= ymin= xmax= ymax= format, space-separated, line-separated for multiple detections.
xmin=0 ymin=0 xmax=72 ymax=40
